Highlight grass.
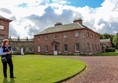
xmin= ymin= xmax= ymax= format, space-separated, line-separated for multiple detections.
xmin=0 ymin=55 xmax=86 ymax=83
xmin=95 ymin=52 xmax=118 ymax=56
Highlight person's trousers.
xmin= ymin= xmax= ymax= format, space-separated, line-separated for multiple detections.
xmin=2 ymin=58 xmax=14 ymax=77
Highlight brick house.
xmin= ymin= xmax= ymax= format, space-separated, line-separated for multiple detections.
xmin=34 ymin=19 xmax=101 ymax=55
xmin=0 ymin=15 xmax=12 ymax=42
xmin=100 ymin=39 xmax=112 ymax=52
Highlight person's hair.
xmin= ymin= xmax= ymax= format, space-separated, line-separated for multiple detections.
xmin=2 ymin=39 xmax=9 ymax=46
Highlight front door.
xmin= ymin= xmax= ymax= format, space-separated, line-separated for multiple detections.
xmin=53 ymin=44 xmax=58 ymax=55
xmin=54 ymin=45 xmax=58 ymax=51
xmin=51 ymin=40 xmax=60 ymax=55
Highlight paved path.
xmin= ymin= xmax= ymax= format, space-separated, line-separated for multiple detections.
xmin=59 ymin=56 xmax=118 ymax=83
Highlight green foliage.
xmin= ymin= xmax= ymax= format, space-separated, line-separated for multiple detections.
xmin=113 ymin=33 xmax=118 ymax=49
xmin=95 ymin=52 xmax=118 ymax=56
xmin=100 ymin=33 xmax=114 ymax=39
xmin=0 ymin=55 xmax=86 ymax=83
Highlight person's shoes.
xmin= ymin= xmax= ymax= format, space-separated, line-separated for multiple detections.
xmin=4 ymin=77 xmax=7 ymax=79
xmin=10 ymin=76 xmax=16 ymax=78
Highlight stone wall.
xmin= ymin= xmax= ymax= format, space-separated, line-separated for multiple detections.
xmin=9 ymin=38 xmax=34 ymax=54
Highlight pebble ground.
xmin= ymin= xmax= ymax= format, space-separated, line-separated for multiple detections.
xmin=59 ymin=56 xmax=118 ymax=83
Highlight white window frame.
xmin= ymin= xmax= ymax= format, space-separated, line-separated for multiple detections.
xmin=64 ymin=34 xmax=67 ymax=38
xmin=38 ymin=46 xmax=41 ymax=52
xmin=75 ymin=32 xmax=79 ymax=37
xmin=75 ymin=44 xmax=79 ymax=52
xmin=0 ymin=25 xmax=4 ymax=30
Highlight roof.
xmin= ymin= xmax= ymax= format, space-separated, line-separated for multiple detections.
xmin=9 ymin=38 xmax=34 ymax=42
xmin=100 ymin=39 xmax=111 ymax=42
xmin=0 ymin=15 xmax=12 ymax=22
xmin=39 ymin=22 xmax=85 ymax=35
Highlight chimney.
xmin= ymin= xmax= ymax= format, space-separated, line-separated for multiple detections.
xmin=73 ymin=18 xmax=83 ymax=24
xmin=54 ymin=22 xmax=63 ymax=26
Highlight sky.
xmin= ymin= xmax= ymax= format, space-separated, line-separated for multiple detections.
xmin=0 ymin=0 xmax=118 ymax=38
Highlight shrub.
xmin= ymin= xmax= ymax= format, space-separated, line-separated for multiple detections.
xmin=105 ymin=48 xmax=115 ymax=52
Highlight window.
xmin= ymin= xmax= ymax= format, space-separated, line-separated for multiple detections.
xmin=0 ymin=25 xmax=4 ymax=30
xmin=64 ymin=44 xmax=68 ymax=52
xmin=45 ymin=45 xmax=48 ymax=52
xmin=92 ymin=44 xmax=94 ymax=51
xmin=98 ymin=44 xmax=100 ymax=51
xmin=95 ymin=44 xmax=97 ymax=51
xmin=91 ymin=34 xmax=93 ymax=38
xmin=38 ymin=46 xmax=41 ymax=52
xmin=87 ymin=43 xmax=90 ymax=51
xmin=54 ymin=35 xmax=57 ymax=39
xmin=0 ymin=37 xmax=4 ymax=42
xmin=75 ymin=44 xmax=79 ymax=52
xmin=45 ymin=36 xmax=48 ymax=40
xmin=75 ymin=32 xmax=79 ymax=37
xmin=87 ymin=32 xmax=89 ymax=37
xmin=64 ymin=34 xmax=67 ymax=38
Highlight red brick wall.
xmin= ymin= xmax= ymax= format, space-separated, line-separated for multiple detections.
xmin=34 ymin=29 xmax=101 ymax=55
xmin=0 ymin=20 xmax=10 ymax=39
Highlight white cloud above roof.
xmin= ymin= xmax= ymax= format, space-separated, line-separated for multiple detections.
xmin=0 ymin=0 xmax=117 ymax=38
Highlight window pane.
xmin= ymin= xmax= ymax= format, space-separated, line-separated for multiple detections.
xmin=0 ymin=37 xmax=4 ymax=41
xmin=45 ymin=36 xmax=48 ymax=40
xmin=75 ymin=44 xmax=79 ymax=52
xmin=64 ymin=34 xmax=67 ymax=38
xmin=0 ymin=25 xmax=4 ymax=29
xmin=45 ymin=45 xmax=48 ymax=52
xmin=38 ymin=46 xmax=41 ymax=52
xmin=64 ymin=44 xmax=68 ymax=52
xmin=75 ymin=32 xmax=79 ymax=37
xmin=54 ymin=35 xmax=57 ymax=39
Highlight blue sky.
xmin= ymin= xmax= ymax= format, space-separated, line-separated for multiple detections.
xmin=68 ymin=0 xmax=104 ymax=8
xmin=49 ymin=0 xmax=104 ymax=8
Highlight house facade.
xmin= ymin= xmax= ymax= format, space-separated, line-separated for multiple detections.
xmin=34 ymin=19 xmax=101 ymax=55
xmin=0 ymin=15 xmax=12 ymax=42
xmin=100 ymin=39 xmax=112 ymax=48
xmin=9 ymin=38 xmax=34 ymax=54
xmin=100 ymin=39 xmax=112 ymax=52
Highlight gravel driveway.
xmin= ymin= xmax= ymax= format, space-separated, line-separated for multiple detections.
xmin=59 ymin=56 xmax=118 ymax=83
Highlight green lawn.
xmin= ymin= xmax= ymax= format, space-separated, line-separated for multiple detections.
xmin=0 ymin=55 xmax=86 ymax=83
xmin=95 ymin=52 xmax=118 ymax=56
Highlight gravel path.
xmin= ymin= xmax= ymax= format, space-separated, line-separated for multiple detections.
xmin=59 ymin=56 xmax=118 ymax=83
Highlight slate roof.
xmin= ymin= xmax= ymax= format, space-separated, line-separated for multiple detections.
xmin=9 ymin=38 xmax=34 ymax=42
xmin=39 ymin=22 xmax=85 ymax=35
xmin=0 ymin=15 xmax=12 ymax=22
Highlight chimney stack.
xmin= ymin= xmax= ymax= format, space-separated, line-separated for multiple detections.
xmin=54 ymin=22 xmax=63 ymax=26
xmin=73 ymin=18 xmax=83 ymax=24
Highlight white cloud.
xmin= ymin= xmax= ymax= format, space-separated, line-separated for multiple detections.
xmin=0 ymin=0 xmax=118 ymax=38
xmin=51 ymin=0 xmax=69 ymax=4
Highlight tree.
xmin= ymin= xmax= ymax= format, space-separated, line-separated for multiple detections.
xmin=100 ymin=33 xmax=113 ymax=39
xmin=113 ymin=33 xmax=118 ymax=49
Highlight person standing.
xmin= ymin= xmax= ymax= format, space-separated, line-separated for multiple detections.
xmin=0 ymin=39 xmax=16 ymax=78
